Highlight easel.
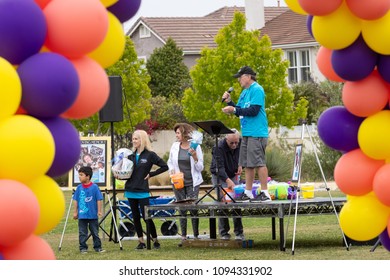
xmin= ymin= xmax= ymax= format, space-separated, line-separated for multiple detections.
xmin=193 ymin=120 xmax=235 ymax=239
xmin=284 ymin=120 xmax=349 ymax=255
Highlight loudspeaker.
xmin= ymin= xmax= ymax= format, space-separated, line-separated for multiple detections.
xmin=99 ymin=76 xmax=124 ymax=123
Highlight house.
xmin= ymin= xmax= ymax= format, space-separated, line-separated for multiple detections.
xmin=126 ymin=4 xmax=324 ymax=85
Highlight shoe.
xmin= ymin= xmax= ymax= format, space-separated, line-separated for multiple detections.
xmin=236 ymin=193 xmax=251 ymax=202
xmin=221 ymin=234 xmax=231 ymax=240
xmin=235 ymin=234 xmax=245 ymax=241
xmin=135 ymin=243 xmax=146 ymax=250
xmin=194 ymin=235 xmax=201 ymax=240
xmin=80 ymin=249 xmax=88 ymax=254
xmin=95 ymin=248 xmax=105 ymax=253
xmin=250 ymin=192 xmax=271 ymax=202
xmin=178 ymin=237 xmax=186 ymax=247
xmin=153 ymin=241 xmax=161 ymax=249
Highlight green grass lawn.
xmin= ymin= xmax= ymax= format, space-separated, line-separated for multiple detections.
xmin=43 ymin=189 xmax=390 ymax=260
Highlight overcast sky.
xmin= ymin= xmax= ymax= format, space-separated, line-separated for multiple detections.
xmin=124 ymin=0 xmax=287 ymax=31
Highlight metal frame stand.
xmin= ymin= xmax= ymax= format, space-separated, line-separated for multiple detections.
xmin=284 ymin=120 xmax=349 ymax=254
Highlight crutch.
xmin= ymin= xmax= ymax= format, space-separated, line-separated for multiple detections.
xmin=58 ymin=192 xmax=74 ymax=251
xmin=105 ymin=190 xmax=123 ymax=249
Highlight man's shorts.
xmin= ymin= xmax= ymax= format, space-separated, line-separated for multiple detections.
xmin=239 ymin=136 xmax=268 ymax=168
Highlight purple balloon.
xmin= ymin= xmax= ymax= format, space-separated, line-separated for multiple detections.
xmin=332 ymin=35 xmax=378 ymax=81
xmin=379 ymin=229 xmax=390 ymax=251
xmin=317 ymin=106 xmax=365 ymax=153
xmin=377 ymin=55 xmax=390 ymax=83
xmin=306 ymin=15 xmax=313 ymax=38
xmin=17 ymin=53 xmax=79 ymax=118
xmin=0 ymin=0 xmax=46 ymax=65
xmin=41 ymin=117 xmax=81 ymax=178
xmin=108 ymin=0 xmax=141 ymax=23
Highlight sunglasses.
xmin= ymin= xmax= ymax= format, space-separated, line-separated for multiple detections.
xmin=228 ymin=141 xmax=239 ymax=145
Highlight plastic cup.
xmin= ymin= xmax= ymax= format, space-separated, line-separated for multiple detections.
xmin=170 ymin=173 xmax=184 ymax=189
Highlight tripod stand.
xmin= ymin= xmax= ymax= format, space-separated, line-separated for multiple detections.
xmin=194 ymin=120 xmax=235 ymax=204
xmin=284 ymin=120 xmax=349 ymax=255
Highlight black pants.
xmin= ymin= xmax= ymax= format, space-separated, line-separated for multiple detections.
xmin=128 ymin=198 xmax=158 ymax=239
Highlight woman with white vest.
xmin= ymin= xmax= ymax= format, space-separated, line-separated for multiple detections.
xmin=168 ymin=123 xmax=204 ymax=246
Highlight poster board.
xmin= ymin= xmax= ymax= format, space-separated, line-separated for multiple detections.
xmin=68 ymin=136 xmax=111 ymax=190
xmin=291 ymin=143 xmax=303 ymax=183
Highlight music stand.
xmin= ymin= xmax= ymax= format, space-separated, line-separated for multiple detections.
xmin=193 ymin=120 xmax=235 ymax=204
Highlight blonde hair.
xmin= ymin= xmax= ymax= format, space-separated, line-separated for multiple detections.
xmin=132 ymin=130 xmax=152 ymax=153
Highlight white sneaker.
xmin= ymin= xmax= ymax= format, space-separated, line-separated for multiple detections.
xmin=221 ymin=234 xmax=231 ymax=240
xmin=235 ymin=234 xmax=245 ymax=240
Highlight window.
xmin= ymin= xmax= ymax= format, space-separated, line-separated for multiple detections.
xmin=139 ymin=25 xmax=150 ymax=38
xmin=287 ymin=50 xmax=312 ymax=84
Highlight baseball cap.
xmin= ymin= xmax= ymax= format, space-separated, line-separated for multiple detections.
xmin=233 ymin=66 xmax=256 ymax=78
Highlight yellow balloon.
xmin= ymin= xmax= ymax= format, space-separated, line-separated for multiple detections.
xmin=358 ymin=110 xmax=390 ymax=160
xmin=285 ymin=0 xmax=307 ymax=15
xmin=340 ymin=192 xmax=390 ymax=241
xmin=28 ymin=175 xmax=65 ymax=235
xmin=100 ymin=0 xmax=118 ymax=8
xmin=0 ymin=115 xmax=55 ymax=183
xmin=312 ymin=2 xmax=361 ymax=50
xmin=88 ymin=12 xmax=125 ymax=68
xmin=0 ymin=57 xmax=22 ymax=120
xmin=362 ymin=12 xmax=390 ymax=55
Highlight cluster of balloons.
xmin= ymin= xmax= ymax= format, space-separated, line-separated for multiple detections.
xmin=286 ymin=0 xmax=390 ymax=250
xmin=0 ymin=0 xmax=141 ymax=260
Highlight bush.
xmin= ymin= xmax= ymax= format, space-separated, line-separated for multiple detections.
xmin=266 ymin=145 xmax=294 ymax=182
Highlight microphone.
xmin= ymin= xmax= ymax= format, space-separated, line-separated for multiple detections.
xmin=221 ymin=87 xmax=234 ymax=103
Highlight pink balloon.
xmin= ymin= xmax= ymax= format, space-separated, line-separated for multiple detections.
xmin=0 ymin=180 xmax=40 ymax=247
xmin=373 ymin=164 xmax=390 ymax=206
xmin=316 ymin=47 xmax=345 ymax=82
xmin=334 ymin=149 xmax=385 ymax=196
xmin=299 ymin=0 xmax=343 ymax=16
xmin=342 ymin=70 xmax=389 ymax=117
xmin=44 ymin=0 xmax=108 ymax=58
xmin=346 ymin=0 xmax=390 ymax=20
xmin=1 ymin=235 xmax=55 ymax=260
xmin=62 ymin=56 xmax=109 ymax=119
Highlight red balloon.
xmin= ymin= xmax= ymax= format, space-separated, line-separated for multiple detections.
xmin=0 ymin=180 xmax=40 ymax=247
xmin=346 ymin=0 xmax=390 ymax=20
xmin=34 ymin=0 xmax=51 ymax=9
xmin=373 ymin=164 xmax=390 ymax=206
xmin=299 ymin=0 xmax=343 ymax=16
xmin=342 ymin=70 xmax=389 ymax=117
xmin=1 ymin=235 xmax=55 ymax=260
xmin=44 ymin=0 xmax=108 ymax=58
xmin=316 ymin=46 xmax=345 ymax=82
xmin=61 ymin=56 xmax=109 ymax=119
xmin=334 ymin=149 xmax=385 ymax=196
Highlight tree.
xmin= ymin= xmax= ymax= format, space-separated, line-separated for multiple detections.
xmin=146 ymin=37 xmax=191 ymax=99
xmin=71 ymin=37 xmax=152 ymax=137
xmin=182 ymin=12 xmax=308 ymax=129
xmin=292 ymin=80 xmax=343 ymax=124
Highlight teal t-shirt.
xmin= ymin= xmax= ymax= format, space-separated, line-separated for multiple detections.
xmin=236 ymin=82 xmax=268 ymax=137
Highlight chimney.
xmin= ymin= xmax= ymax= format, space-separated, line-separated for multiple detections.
xmin=245 ymin=0 xmax=265 ymax=31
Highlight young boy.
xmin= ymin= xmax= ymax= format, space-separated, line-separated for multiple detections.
xmin=73 ymin=166 xmax=105 ymax=253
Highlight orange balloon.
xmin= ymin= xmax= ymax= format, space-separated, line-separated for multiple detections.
xmin=0 ymin=180 xmax=40 ymax=247
xmin=334 ymin=149 xmax=385 ymax=196
xmin=373 ymin=164 xmax=390 ymax=206
xmin=342 ymin=70 xmax=389 ymax=117
xmin=316 ymin=46 xmax=345 ymax=82
xmin=299 ymin=0 xmax=343 ymax=16
xmin=62 ymin=56 xmax=109 ymax=119
xmin=44 ymin=0 xmax=108 ymax=58
xmin=1 ymin=235 xmax=55 ymax=260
